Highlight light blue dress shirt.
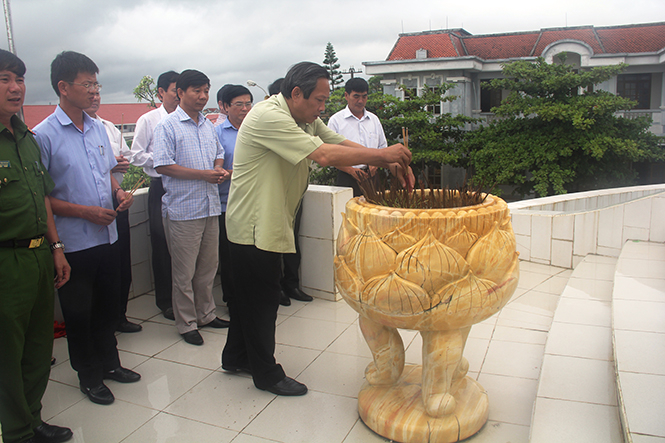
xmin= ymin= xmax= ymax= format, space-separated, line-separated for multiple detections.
xmin=215 ymin=118 xmax=238 ymax=212
xmin=153 ymin=106 xmax=224 ymax=221
xmin=34 ymin=106 xmax=118 ymax=253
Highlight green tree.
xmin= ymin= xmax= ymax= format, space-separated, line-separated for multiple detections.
xmin=462 ymin=56 xmax=664 ymax=197
xmin=368 ymin=76 xmax=383 ymax=94
xmin=370 ymin=84 xmax=476 ymax=181
xmin=133 ymin=75 xmax=158 ymax=108
xmin=323 ymin=42 xmax=344 ymax=91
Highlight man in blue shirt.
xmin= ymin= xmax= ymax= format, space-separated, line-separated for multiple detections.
xmin=34 ymin=51 xmax=141 ymax=406
xmin=215 ymin=85 xmax=251 ymax=311
xmin=153 ymin=70 xmax=230 ymax=346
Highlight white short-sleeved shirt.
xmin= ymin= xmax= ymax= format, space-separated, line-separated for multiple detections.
xmin=327 ymin=106 xmax=387 ymax=168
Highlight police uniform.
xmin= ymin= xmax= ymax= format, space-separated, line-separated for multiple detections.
xmin=0 ymin=115 xmax=56 ymax=443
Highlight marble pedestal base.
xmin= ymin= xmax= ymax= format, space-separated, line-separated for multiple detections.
xmin=358 ymin=365 xmax=489 ymax=443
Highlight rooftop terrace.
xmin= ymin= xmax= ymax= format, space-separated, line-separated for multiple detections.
xmin=5 ymin=184 xmax=663 ymax=443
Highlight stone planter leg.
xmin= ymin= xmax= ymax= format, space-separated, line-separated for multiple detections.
xmin=359 ymin=315 xmax=405 ymax=385
xmin=421 ymin=327 xmax=470 ymax=417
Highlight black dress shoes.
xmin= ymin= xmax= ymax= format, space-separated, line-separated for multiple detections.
xmin=104 ymin=367 xmax=141 ymax=383
xmin=116 ymin=320 xmax=142 ymax=333
xmin=261 ymin=376 xmax=308 ymax=396
xmin=181 ymin=330 xmax=204 ymax=345
xmin=80 ymin=383 xmax=114 ymax=405
xmin=284 ymin=287 xmax=313 ymax=302
xmin=33 ymin=422 xmax=73 ymax=443
xmin=163 ymin=307 xmax=175 ymax=320
xmin=279 ymin=290 xmax=291 ymax=306
xmin=201 ymin=317 xmax=230 ymax=328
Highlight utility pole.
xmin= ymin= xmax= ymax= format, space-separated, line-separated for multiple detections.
xmin=3 ymin=0 xmax=23 ymax=121
xmin=3 ymin=0 xmax=15 ymax=53
xmin=342 ymin=66 xmax=363 ymax=79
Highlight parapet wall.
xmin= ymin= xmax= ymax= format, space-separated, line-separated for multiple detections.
xmin=509 ymin=184 xmax=665 ymax=268
xmin=121 ymin=183 xmax=665 ymax=305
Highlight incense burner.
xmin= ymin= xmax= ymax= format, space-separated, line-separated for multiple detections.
xmin=334 ymin=193 xmax=519 ymax=443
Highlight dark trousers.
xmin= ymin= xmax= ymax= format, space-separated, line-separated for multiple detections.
xmin=222 ymin=243 xmax=286 ymax=389
xmin=218 ymin=213 xmax=235 ymax=303
xmin=0 ymin=245 xmax=54 ymax=443
xmin=58 ymin=243 xmax=122 ymax=387
xmin=149 ymin=178 xmax=173 ymax=312
xmin=114 ymin=196 xmax=132 ymax=321
xmin=336 ymin=170 xmax=363 ymax=197
xmin=280 ymin=203 xmax=303 ymax=291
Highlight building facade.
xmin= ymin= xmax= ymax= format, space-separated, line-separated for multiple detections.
xmin=364 ymin=22 xmax=665 ymax=135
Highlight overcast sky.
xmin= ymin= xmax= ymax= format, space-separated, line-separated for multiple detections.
xmin=2 ymin=0 xmax=663 ymax=109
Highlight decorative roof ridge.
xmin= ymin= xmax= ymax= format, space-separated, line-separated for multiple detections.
xmin=397 ymin=28 xmax=472 ymax=37
xmin=530 ymin=31 xmax=543 ymax=56
xmin=538 ymin=24 xmax=595 ymax=32
xmin=592 ymin=28 xmax=606 ymax=53
xmin=449 ymin=33 xmax=460 ymax=56
xmin=463 ymin=29 xmax=542 ymax=39
xmin=595 ymin=21 xmax=665 ymax=31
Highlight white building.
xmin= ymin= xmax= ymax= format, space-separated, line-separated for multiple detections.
xmin=364 ymin=22 xmax=665 ymax=135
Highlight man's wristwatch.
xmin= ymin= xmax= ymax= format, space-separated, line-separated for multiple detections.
xmin=50 ymin=241 xmax=65 ymax=252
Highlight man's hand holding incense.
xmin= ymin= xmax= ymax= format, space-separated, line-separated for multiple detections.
xmin=115 ymin=189 xmax=134 ymax=212
xmin=85 ymin=206 xmax=117 ymax=226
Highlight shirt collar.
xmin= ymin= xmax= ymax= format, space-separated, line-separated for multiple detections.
xmin=174 ymin=105 xmax=207 ymax=127
xmin=273 ymin=93 xmax=315 ymax=130
xmin=54 ymin=105 xmax=96 ymax=133
xmin=342 ymin=105 xmax=367 ymax=121
xmin=221 ymin=117 xmax=238 ymax=131
xmin=0 ymin=114 xmax=29 ymax=139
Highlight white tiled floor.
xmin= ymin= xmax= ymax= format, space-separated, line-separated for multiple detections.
xmin=32 ymin=262 xmax=574 ymax=443
xmin=613 ymin=241 xmax=665 ymax=441
xmin=530 ymin=255 xmax=623 ymax=443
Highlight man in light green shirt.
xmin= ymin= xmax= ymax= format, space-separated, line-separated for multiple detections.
xmin=222 ymin=62 xmax=414 ymax=396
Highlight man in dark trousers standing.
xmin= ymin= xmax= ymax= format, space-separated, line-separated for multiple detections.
xmin=34 ymin=51 xmax=140 ymax=406
xmin=222 ymin=62 xmax=414 ymax=396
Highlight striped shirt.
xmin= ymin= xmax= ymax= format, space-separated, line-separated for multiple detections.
xmin=153 ymin=106 xmax=224 ymax=221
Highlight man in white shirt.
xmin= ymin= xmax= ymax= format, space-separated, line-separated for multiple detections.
xmin=85 ymin=91 xmax=141 ymax=334
xmin=130 ymin=71 xmax=179 ymax=320
xmin=327 ymin=78 xmax=387 ymax=196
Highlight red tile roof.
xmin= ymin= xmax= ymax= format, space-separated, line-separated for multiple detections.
xmin=387 ymin=31 xmax=461 ymax=60
xmin=597 ymin=22 xmax=665 ymax=53
xmin=385 ymin=22 xmax=665 ymax=61
xmin=531 ymin=27 xmax=604 ymax=55
xmin=22 ymin=103 xmax=156 ymax=130
xmin=464 ymin=32 xmax=541 ymax=60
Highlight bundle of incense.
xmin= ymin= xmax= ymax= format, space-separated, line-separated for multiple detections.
xmin=97 ymin=177 xmax=146 ymax=232
xmin=118 ymin=177 xmax=145 ymax=211
xmin=401 ymin=127 xmax=413 ymax=192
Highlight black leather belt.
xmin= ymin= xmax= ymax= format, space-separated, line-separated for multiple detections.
xmin=0 ymin=236 xmax=45 ymax=249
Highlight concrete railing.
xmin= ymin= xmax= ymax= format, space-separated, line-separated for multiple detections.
xmin=122 ymin=183 xmax=665 ymax=301
xmin=509 ymin=184 xmax=665 ymax=268
xmin=123 ymin=185 xmax=354 ymax=301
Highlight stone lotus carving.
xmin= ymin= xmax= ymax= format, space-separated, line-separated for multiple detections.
xmin=334 ymin=194 xmax=519 ymax=443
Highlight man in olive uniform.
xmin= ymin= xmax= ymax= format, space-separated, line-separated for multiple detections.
xmin=0 ymin=50 xmax=73 ymax=443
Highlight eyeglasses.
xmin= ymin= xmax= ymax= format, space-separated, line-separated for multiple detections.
xmin=230 ymin=102 xmax=252 ymax=109
xmin=68 ymin=82 xmax=102 ymax=91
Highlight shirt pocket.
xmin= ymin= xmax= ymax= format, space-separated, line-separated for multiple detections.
xmin=363 ymin=130 xmax=379 ymax=148
xmin=0 ymin=166 xmax=23 ymax=209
